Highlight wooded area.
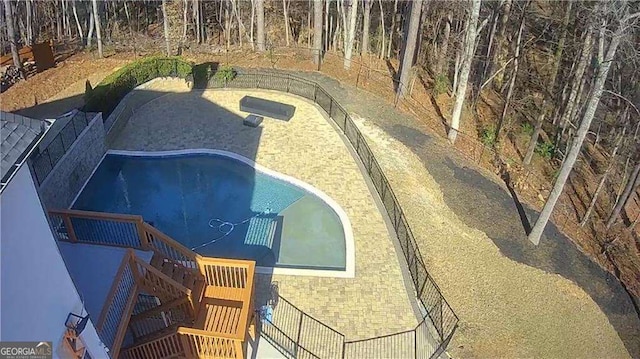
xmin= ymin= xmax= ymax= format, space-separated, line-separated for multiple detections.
xmin=1 ymin=0 xmax=639 ymax=297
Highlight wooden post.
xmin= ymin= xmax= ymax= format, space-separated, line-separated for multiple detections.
xmin=137 ymin=219 xmax=150 ymax=250
xmin=129 ymin=250 xmax=141 ymax=286
xmin=63 ymin=215 xmax=78 ymax=242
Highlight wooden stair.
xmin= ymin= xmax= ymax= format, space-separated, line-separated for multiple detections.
xmin=150 ymin=254 xmax=203 ymax=293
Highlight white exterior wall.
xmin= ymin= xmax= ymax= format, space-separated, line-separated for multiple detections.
xmin=0 ymin=165 xmax=110 ymax=359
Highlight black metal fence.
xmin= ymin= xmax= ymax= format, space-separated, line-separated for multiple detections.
xmin=213 ymin=70 xmax=458 ymax=358
xmin=260 ymin=296 xmax=345 ymax=359
xmin=30 ymin=110 xmax=93 ymax=185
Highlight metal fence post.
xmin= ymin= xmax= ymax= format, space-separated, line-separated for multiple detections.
xmin=71 ymin=115 xmax=78 ymax=138
xmin=47 ymin=150 xmax=54 ymax=172
xmin=417 ymin=275 xmax=428 ymax=299
xmin=405 ymin=232 xmax=410 ymax=261
xmin=295 ymin=313 xmax=304 ymax=356
xmin=414 ymin=328 xmax=418 ymax=359
xmin=329 ymin=98 xmax=333 ymax=118
xmin=313 ymin=84 xmax=318 ymax=104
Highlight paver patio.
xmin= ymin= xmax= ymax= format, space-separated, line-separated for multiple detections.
xmin=109 ymin=81 xmax=419 ymax=340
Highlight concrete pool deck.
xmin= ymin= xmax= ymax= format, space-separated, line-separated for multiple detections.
xmin=109 ymin=81 xmax=418 ymax=339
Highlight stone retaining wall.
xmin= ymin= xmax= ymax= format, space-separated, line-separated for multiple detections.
xmin=36 ymin=113 xmax=106 ymax=209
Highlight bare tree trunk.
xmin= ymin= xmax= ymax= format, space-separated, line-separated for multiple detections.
xmin=313 ymin=0 xmax=323 ymax=64
xmin=230 ymin=0 xmax=249 ymax=47
xmin=162 ymin=0 xmax=170 ymax=55
xmin=18 ymin=8 xmax=28 ymax=46
xmin=453 ymin=46 xmax=461 ymax=93
xmin=448 ymin=0 xmax=481 ymax=143
xmin=308 ymin=0 xmax=313 ymax=48
xmin=523 ymin=100 xmax=546 ymax=165
xmin=194 ymin=0 xmax=200 ymax=43
xmin=26 ymin=0 xmax=33 ymax=45
xmin=435 ymin=11 xmax=452 ymax=75
xmin=331 ymin=13 xmax=338 ymax=52
xmin=307 ymin=2 xmax=311 ymax=46
xmin=283 ymin=0 xmax=290 ymax=46
xmin=557 ymin=29 xmax=593 ymax=145
xmin=55 ymin=0 xmax=62 ymax=39
xmin=3 ymin=0 xmax=24 ymax=78
xmin=91 ymin=0 xmax=102 ymax=57
xmin=550 ymin=1 xmax=572 ymax=93
xmin=496 ymin=4 xmax=527 ymax=139
xmin=63 ymin=0 xmax=71 ymax=39
xmin=361 ymin=0 xmax=371 ymax=55
xmin=397 ymin=0 xmax=422 ymax=97
xmin=124 ymin=1 xmax=131 ymax=29
xmin=414 ymin=0 xmax=429 ymax=65
xmin=324 ymin=0 xmax=329 ymax=52
xmin=249 ymin=0 xmax=255 ymax=50
xmin=339 ymin=0 xmax=347 ymax=50
xmin=607 ymin=160 xmax=640 ymax=228
xmin=343 ymin=0 xmax=358 ymax=69
xmin=378 ymin=0 xmax=385 ymax=59
xmin=72 ymin=0 xmax=83 ymax=44
xmin=255 ymin=0 xmax=264 ymax=51
xmin=491 ymin=0 xmax=511 ymax=89
xmin=87 ymin=5 xmax=94 ymax=47
xmin=182 ymin=0 xmax=188 ymax=41
xmin=224 ymin=0 xmax=230 ymax=49
xmin=581 ymin=131 xmax=624 ymax=226
xmin=387 ymin=0 xmax=398 ymax=58
xmin=481 ymin=3 xmax=500 ymax=82
xmin=528 ymin=9 xmax=627 ymax=245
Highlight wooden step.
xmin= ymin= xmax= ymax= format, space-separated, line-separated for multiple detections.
xmin=161 ymin=262 xmax=174 ymax=277
xmin=171 ymin=265 xmax=186 ymax=284
xmin=128 ymin=323 xmax=180 ymax=346
xmin=150 ymin=254 xmax=164 ymax=269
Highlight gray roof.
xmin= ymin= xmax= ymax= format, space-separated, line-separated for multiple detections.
xmin=1 ymin=112 xmax=47 ymax=185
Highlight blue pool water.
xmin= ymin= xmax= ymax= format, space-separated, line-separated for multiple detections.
xmin=73 ymin=153 xmax=346 ymax=270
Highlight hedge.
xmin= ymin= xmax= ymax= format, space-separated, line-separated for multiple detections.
xmin=84 ymin=56 xmax=193 ymax=117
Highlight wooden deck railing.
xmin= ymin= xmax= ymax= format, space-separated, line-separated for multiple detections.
xmin=49 ymin=209 xmax=198 ymax=266
xmin=178 ymin=327 xmax=244 ymax=358
xmin=96 ymin=250 xmax=138 ymax=358
xmin=129 ymin=297 xmax=193 ymax=341
xmin=49 ymin=209 xmax=146 ymax=249
xmin=141 ymin=222 xmax=197 ymax=269
xmin=133 ymin=259 xmax=193 ymax=303
xmin=119 ymin=327 xmax=244 ymax=359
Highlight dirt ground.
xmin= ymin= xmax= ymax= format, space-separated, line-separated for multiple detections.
xmin=2 ymin=49 xmax=639 ymax=358
xmin=1 ymin=51 xmax=128 ymax=118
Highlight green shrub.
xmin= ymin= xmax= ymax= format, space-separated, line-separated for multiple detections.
xmin=521 ymin=122 xmax=534 ymax=136
xmin=432 ymin=74 xmax=450 ymax=96
xmin=213 ymin=65 xmax=236 ymax=83
xmin=84 ymin=56 xmax=193 ymax=117
xmin=535 ymin=140 xmax=555 ymax=159
xmin=480 ymin=125 xmax=498 ymax=146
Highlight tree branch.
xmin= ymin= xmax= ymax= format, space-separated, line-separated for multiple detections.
xmin=603 ymin=90 xmax=640 ymax=117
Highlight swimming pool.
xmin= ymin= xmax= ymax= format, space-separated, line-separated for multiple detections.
xmin=73 ymin=150 xmax=353 ymax=276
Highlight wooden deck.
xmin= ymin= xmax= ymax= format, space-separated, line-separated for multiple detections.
xmin=49 ymin=209 xmax=257 ymax=359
